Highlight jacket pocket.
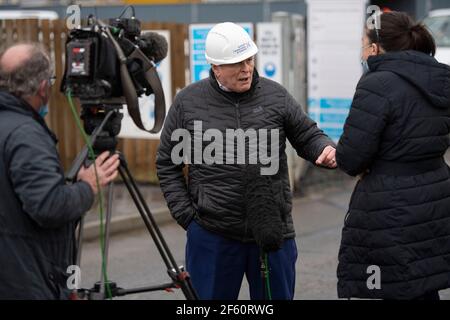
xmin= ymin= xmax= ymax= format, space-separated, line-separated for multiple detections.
xmin=344 ymin=180 xmax=360 ymax=226
xmin=281 ymin=191 xmax=292 ymax=223
xmin=271 ymin=181 xmax=291 ymax=222
xmin=42 ymin=257 xmax=69 ymax=299
xmin=197 ymin=184 xmax=215 ymax=217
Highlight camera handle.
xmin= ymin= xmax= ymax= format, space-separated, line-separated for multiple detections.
xmin=126 ymin=47 xmax=166 ymax=134
xmin=66 ymin=109 xmax=116 ymax=183
xmin=100 ymin=21 xmax=166 ymax=134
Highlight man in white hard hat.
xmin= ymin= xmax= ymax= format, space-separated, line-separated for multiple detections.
xmin=157 ymin=22 xmax=336 ymax=300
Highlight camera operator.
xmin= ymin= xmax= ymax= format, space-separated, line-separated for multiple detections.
xmin=0 ymin=43 xmax=120 ymax=299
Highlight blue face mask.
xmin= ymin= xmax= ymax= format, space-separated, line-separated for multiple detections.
xmin=361 ymin=59 xmax=370 ymax=74
xmin=38 ymin=104 xmax=49 ymax=118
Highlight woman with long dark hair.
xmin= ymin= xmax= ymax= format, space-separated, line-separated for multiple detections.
xmin=337 ymin=11 xmax=450 ymax=300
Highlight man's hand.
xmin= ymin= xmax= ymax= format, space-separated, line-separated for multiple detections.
xmin=315 ymin=145 xmax=337 ymax=168
xmin=77 ymin=151 xmax=120 ymax=195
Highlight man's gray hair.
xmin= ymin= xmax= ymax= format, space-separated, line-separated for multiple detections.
xmin=0 ymin=43 xmax=54 ymax=98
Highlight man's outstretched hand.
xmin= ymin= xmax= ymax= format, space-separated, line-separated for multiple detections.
xmin=315 ymin=145 xmax=337 ymax=168
xmin=77 ymin=151 xmax=120 ymax=195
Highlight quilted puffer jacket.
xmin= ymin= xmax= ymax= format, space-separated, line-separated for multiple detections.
xmin=336 ymin=50 xmax=450 ymax=299
xmin=156 ymin=70 xmax=334 ymax=242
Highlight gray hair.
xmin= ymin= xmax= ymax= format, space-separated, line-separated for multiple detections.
xmin=0 ymin=43 xmax=54 ymax=98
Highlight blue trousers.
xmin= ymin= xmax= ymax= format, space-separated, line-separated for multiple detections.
xmin=186 ymin=220 xmax=297 ymax=300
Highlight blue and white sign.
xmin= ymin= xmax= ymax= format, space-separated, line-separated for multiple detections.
xmin=119 ymin=30 xmax=172 ymax=139
xmin=306 ymin=0 xmax=365 ymax=142
xmin=189 ymin=23 xmax=254 ymax=84
xmin=256 ymin=22 xmax=283 ymax=84
xmin=264 ymin=63 xmax=276 ymax=77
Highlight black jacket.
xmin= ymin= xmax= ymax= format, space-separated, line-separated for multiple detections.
xmin=156 ymin=71 xmax=334 ymax=241
xmin=0 ymin=92 xmax=94 ymax=299
xmin=336 ymin=51 xmax=450 ymax=299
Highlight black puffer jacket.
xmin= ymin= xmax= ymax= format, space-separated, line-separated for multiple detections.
xmin=156 ymin=71 xmax=334 ymax=241
xmin=337 ymin=51 xmax=450 ymax=299
xmin=0 ymin=92 xmax=94 ymax=299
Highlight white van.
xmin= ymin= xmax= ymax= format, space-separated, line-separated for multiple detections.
xmin=423 ymin=9 xmax=450 ymax=65
xmin=0 ymin=10 xmax=58 ymax=20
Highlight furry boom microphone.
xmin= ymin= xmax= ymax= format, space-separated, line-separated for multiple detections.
xmin=245 ymin=164 xmax=283 ymax=252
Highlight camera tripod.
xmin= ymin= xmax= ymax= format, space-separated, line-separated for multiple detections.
xmin=67 ymin=107 xmax=198 ymax=300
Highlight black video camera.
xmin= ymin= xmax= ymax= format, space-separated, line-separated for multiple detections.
xmin=60 ymin=9 xmax=167 ymax=138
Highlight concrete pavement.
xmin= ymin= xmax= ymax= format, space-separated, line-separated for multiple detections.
xmin=78 ymin=177 xmax=450 ymax=300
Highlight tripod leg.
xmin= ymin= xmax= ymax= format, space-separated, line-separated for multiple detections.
xmin=117 ymin=166 xmax=171 ymax=267
xmin=117 ymin=156 xmax=198 ymax=300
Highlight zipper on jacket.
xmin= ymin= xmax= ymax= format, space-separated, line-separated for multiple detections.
xmin=234 ymin=102 xmax=241 ymax=128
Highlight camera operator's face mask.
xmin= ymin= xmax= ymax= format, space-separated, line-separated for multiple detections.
xmin=38 ymin=104 xmax=48 ymax=118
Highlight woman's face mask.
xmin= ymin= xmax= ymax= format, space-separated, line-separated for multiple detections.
xmin=361 ymin=34 xmax=380 ymax=74
xmin=361 ymin=59 xmax=370 ymax=74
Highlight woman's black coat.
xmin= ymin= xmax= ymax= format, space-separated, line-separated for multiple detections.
xmin=336 ymin=50 xmax=450 ymax=299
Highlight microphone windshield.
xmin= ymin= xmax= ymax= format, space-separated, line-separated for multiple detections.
xmin=139 ymin=31 xmax=169 ymax=64
xmin=245 ymin=164 xmax=283 ymax=253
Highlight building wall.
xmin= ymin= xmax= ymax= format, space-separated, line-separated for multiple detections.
xmin=371 ymin=0 xmax=450 ymax=20
xmin=4 ymin=0 xmax=450 ymax=23
xmin=4 ymin=0 xmax=306 ymax=24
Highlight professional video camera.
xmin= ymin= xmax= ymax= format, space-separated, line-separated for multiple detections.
xmin=60 ymin=7 xmax=167 ymax=150
xmin=60 ymin=7 xmax=198 ymax=300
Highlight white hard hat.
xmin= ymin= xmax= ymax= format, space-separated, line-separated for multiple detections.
xmin=205 ymin=22 xmax=258 ymax=65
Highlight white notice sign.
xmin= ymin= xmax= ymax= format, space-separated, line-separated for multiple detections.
xmin=306 ymin=0 xmax=365 ymax=142
xmin=256 ymin=22 xmax=283 ymax=84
